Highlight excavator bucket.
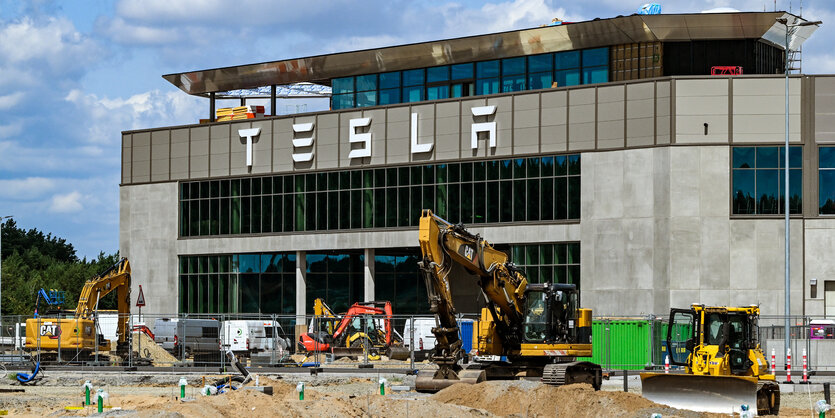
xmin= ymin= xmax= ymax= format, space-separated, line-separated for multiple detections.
xmin=640 ymin=373 xmax=760 ymax=414
xmin=415 ymin=368 xmax=486 ymax=393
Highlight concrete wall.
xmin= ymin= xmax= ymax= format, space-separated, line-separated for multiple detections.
xmin=581 ymin=146 xmax=805 ymax=317
xmin=120 ymin=183 xmax=179 ymax=317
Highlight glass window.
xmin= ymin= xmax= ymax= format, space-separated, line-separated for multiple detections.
xmin=332 ymin=77 xmax=354 ymax=94
xmin=427 ymin=85 xmax=449 ymax=101
xmin=821 ymin=171 xmax=835 ymax=214
xmin=427 ymin=66 xmax=449 ymax=83
xmin=582 ymin=48 xmax=608 ymax=67
xmin=403 ymin=86 xmax=424 ymax=102
xmin=555 ymin=50 xmax=580 ymax=70
xmin=378 ymin=88 xmax=401 ymax=105
xmin=501 ymin=57 xmax=525 ymax=76
xmin=332 ymin=93 xmax=354 ymax=110
xmin=476 ymin=60 xmax=500 ymax=78
xmin=502 ymin=75 xmax=526 ymax=92
xmin=529 ymin=72 xmax=553 ymax=90
xmin=356 ymin=91 xmax=377 ymax=107
xmin=732 ymin=146 xmax=802 ymax=215
xmin=355 ymin=74 xmax=377 ymax=92
xmin=403 ymin=69 xmax=425 ymax=86
xmin=555 ymin=69 xmax=580 ymax=87
xmin=757 ymin=147 xmax=779 ymax=168
xmin=379 ymin=71 xmax=401 ymax=89
xmin=756 ymin=169 xmax=779 ymax=214
xmin=780 ymin=146 xmax=803 ymax=168
xmin=476 ymin=78 xmax=500 ymax=95
xmin=583 ymin=66 xmax=608 ymax=84
xmin=733 ymin=170 xmax=755 ymax=215
xmin=733 ymin=147 xmax=755 ymax=168
xmin=451 ymin=63 xmax=474 ymax=80
xmin=820 ymin=146 xmax=835 ymax=214
xmin=528 ymin=53 xmax=553 ymax=73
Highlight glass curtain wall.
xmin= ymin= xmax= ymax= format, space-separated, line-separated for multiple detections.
xmin=732 ymin=146 xmax=802 ymax=215
xmin=178 ymin=253 xmax=296 ymax=314
xmin=179 ymin=154 xmax=581 ymax=237
xmin=305 ymin=252 xmax=365 ymax=314
xmin=511 ymin=243 xmax=581 ymax=291
xmin=820 ymin=146 xmax=835 ymax=214
xmin=331 ymin=47 xmax=609 ymax=110
xmin=374 ymin=252 xmax=427 ymax=316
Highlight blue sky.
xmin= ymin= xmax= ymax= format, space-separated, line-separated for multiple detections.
xmin=1 ymin=0 xmax=833 ymax=259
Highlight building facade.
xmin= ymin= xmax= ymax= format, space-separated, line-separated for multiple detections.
xmin=120 ymin=11 xmax=835 ymax=320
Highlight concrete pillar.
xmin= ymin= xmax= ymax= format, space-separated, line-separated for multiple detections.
xmin=296 ymin=251 xmax=307 ymax=325
xmin=364 ymin=248 xmax=375 ymax=302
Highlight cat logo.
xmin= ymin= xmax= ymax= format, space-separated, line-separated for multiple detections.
xmin=40 ymin=324 xmax=62 ymax=339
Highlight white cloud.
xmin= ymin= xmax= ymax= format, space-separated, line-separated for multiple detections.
xmin=0 ymin=16 xmax=100 ymax=71
xmin=0 ymin=177 xmax=55 ymax=200
xmin=66 ymin=89 xmax=204 ymax=143
xmin=0 ymin=92 xmax=25 ymax=110
xmin=436 ymin=0 xmax=572 ymax=36
xmin=97 ymin=17 xmax=181 ymax=45
xmin=49 ymin=191 xmax=83 ymax=213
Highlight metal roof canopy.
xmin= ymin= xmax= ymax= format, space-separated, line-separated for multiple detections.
xmin=164 ymin=11 xmax=812 ymax=97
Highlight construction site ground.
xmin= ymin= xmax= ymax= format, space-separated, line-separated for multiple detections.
xmin=0 ymin=370 xmax=828 ymax=417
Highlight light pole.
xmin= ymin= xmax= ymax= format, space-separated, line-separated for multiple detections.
xmin=776 ymin=17 xmax=821 ymax=357
xmin=0 ymin=215 xmax=12 ymax=317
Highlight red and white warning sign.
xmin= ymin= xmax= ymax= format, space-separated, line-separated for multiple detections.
xmin=136 ymin=285 xmax=146 ymax=307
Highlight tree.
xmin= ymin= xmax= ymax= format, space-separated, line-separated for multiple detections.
xmin=0 ymin=219 xmax=118 ymax=315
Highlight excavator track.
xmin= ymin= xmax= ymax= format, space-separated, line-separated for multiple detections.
xmin=541 ymin=361 xmax=602 ymax=390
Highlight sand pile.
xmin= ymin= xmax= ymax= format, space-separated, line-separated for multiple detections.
xmin=132 ymin=332 xmax=178 ymax=365
xmin=433 ymin=381 xmax=702 ymax=418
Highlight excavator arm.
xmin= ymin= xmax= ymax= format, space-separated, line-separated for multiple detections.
xmin=75 ymin=258 xmax=131 ymax=344
xmin=419 ymin=209 xmax=529 ymax=355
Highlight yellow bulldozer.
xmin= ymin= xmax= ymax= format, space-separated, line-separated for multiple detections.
xmin=641 ymin=304 xmax=780 ymax=415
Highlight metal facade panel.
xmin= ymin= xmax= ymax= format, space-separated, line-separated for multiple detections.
xmin=568 ymin=88 xmax=596 ymax=151
xmin=273 ymin=118 xmax=295 ymax=172
xmin=540 ymin=90 xmax=568 ymax=153
xmin=132 ymin=132 xmax=151 ymax=183
xmin=385 ymin=106 xmax=411 ymax=164
xmin=815 ymin=77 xmax=835 ymax=143
xmin=150 ymin=130 xmax=170 ymax=182
xmin=212 ymin=123 xmax=232 ymax=177
xmin=626 ymin=82 xmax=656 ymax=147
xmin=513 ymin=93 xmax=540 ymax=155
xmin=122 ymin=134 xmax=132 ymax=184
xmin=433 ymin=102 xmax=460 ymax=162
xmin=597 ymin=85 xmax=625 ymax=150
xmin=189 ymin=126 xmax=209 ymax=179
xmin=170 ymin=128 xmax=190 ymax=180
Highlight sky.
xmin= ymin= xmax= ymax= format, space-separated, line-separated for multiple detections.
xmin=0 ymin=0 xmax=834 ymax=259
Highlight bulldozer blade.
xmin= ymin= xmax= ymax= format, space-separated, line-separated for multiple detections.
xmin=415 ymin=369 xmax=486 ymax=393
xmin=640 ymin=373 xmax=760 ymax=415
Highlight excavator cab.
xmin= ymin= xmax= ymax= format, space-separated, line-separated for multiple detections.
xmin=522 ymin=284 xmax=579 ymax=344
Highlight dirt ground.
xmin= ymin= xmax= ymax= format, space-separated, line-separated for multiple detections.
xmin=0 ymin=373 xmax=826 ymax=417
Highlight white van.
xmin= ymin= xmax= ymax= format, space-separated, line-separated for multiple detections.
xmin=221 ymin=320 xmax=291 ymax=355
xmin=402 ymin=317 xmax=437 ymax=359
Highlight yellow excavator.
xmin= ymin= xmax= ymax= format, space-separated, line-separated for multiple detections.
xmin=25 ymin=258 xmax=132 ymax=361
xmin=641 ymin=305 xmax=780 ymax=415
xmin=416 ymin=209 xmax=602 ymax=392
